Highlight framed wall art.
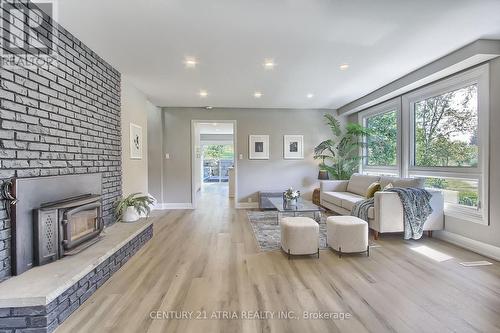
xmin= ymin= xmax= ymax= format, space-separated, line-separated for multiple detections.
xmin=283 ymin=135 xmax=304 ymax=159
xmin=130 ymin=123 xmax=143 ymax=159
xmin=249 ymin=135 xmax=269 ymax=160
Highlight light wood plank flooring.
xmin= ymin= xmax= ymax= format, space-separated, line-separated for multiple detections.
xmin=57 ymin=183 xmax=500 ymax=333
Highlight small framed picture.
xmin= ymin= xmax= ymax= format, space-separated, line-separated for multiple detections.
xmin=130 ymin=123 xmax=143 ymax=159
xmin=284 ymin=135 xmax=304 ymax=159
xmin=249 ymin=135 xmax=269 ymax=160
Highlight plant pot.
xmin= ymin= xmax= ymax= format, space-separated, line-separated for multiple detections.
xmin=122 ymin=206 xmax=140 ymax=222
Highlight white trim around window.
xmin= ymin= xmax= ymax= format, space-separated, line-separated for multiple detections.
xmin=359 ymin=98 xmax=402 ymax=176
xmin=402 ymin=64 xmax=490 ymax=224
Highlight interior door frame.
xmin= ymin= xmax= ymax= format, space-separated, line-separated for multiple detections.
xmin=191 ymin=119 xmax=237 ymax=209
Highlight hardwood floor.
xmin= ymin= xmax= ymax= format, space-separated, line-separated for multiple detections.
xmin=57 ymin=183 xmax=500 ymax=333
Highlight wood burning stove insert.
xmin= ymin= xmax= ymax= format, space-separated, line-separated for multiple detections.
xmin=34 ymin=194 xmax=103 ymax=266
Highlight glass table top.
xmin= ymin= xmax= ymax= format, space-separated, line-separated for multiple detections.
xmin=267 ymin=197 xmax=322 ymax=213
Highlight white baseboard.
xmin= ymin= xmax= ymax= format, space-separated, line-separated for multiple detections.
xmin=153 ymin=203 xmax=194 ymax=210
xmin=434 ymin=230 xmax=500 ymax=261
xmin=235 ymin=202 xmax=259 ymax=209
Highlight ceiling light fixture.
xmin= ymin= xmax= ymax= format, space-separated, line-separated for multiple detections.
xmin=204 ymin=106 xmax=213 ymax=110
xmin=254 ymin=91 xmax=263 ymax=98
xmin=184 ymin=57 xmax=198 ymax=68
xmin=199 ymin=90 xmax=208 ymax=98
xmin=263 ymin=59 xmax=275 ymax=70
xmin=339 ymin=63 xmax=349 ymax=71
xmin=307 ymin=93 xmax=314 ymax=99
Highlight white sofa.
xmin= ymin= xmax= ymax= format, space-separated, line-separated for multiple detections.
xmin=320 ymin=174 xmax=444 ymax=239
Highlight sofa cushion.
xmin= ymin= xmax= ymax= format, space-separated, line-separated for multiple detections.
xmin=346 ymin=174 xmax=380 ymax=196
xmin=322 ymin=191 xmax=363 ymax=207
xmin=341 ymin=194 xmax=365 ymax=211
xmin=380 ymin=176 xmax=425 ymax=189
xmin=321 ymin=191 xmax=342 ymax=206
xmin=379 ymin=176 xmax=397 ymax=189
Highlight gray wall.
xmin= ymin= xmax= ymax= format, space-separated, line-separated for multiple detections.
xmin=121 ymin=78 xmax=149 ymax=197
xmin=0 ymin=1 xmax=121 ymax=279
xmin=147 ymin=103 xmax=164 ymax=202
xmin=161 ymin=108 xmax=337 ymax=204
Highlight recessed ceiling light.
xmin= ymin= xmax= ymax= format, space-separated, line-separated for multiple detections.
xmin=263 ymin=59 xmax=275 ymax=70
xmin=254 ymin=91 xmax=263 ymax=98
xmin=212 ymin=122 xmax=217 ymax=126
xmin=199 ymin=90 xmax=208 ymax=98
xmin=307 ymin=93 xmax=314 ymax=99
xmin=339 ymin=63 xmax=349 ymax=71
xmin=184 ymin=57 xmax=197 ymax=68
xmin=204 ymin=106 xmax=213 ymax=110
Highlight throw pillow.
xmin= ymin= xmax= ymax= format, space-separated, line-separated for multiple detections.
xmin=383 ymin=183 xmax=393 ymax=191
xmin=366 ymin=182 xmax=381 ymax=198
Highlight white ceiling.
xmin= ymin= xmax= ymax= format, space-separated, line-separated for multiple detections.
xmin=56 ymin=0 xmax=500 ymax=109
xmin=198 ymin=122 xmax=234 ymax=135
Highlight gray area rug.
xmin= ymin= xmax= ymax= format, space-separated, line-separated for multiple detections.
xmin=247 ymin=211 xmax=328 ymax=251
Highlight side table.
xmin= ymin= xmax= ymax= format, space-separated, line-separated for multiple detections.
xmin=312 ymin=188 xmax=321 ymax=206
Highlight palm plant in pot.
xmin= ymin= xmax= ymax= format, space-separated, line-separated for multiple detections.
xmin=314 ymin=114 xmax=370 ymax=180
xmin=115 ymin=193 xmax=154 ymax=222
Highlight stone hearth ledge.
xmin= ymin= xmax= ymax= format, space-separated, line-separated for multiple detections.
xmin=0 ymin=218 xmax=154 ymax=308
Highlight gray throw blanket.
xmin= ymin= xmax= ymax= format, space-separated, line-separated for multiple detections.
xmin=351 ymin=188 xmax=433 ymax=240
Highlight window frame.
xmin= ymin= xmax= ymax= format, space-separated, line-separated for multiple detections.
xmin=359 ymin=98 xmax=402 ymax=177
xmin=402 ymin=64 xmax=489 ymax=224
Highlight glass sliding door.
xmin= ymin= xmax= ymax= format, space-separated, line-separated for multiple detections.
xmin=202 ymin=144 xmax=234 ymax=183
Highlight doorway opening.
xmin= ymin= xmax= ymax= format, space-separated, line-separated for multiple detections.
xmin=203 ymin=144 xmax=233 ymax=184
xmin=192 ymin=120 xmax=237 ymax=208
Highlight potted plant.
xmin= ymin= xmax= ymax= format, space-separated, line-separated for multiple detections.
xmin=314 ymin=114 xmax=370 ymax=180
xmin=114 ymin=193 xmax=154 ymax=222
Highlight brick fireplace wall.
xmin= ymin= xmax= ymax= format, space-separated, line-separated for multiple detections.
xmin=0 ymin=1 xmax=122 ymax=280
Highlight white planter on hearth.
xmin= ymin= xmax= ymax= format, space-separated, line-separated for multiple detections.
xmin=122 ymin=206 xmax=140 ymax=222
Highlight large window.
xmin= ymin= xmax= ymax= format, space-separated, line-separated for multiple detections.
xmin=360 ymin=99 xmax=401 ymax=175
xmin=366 ymin=110 xmax=398 ymax=166
xmin=413 ymin=84 xmax=478 ymax=168
xmin=359 ymin=64 xmax=489 ymax=224
xmin=405 ymin=65 xmax=489 ymax=223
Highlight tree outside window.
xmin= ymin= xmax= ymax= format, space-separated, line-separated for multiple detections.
xmin=366 ymin=110 xmax=397 ymax=166
xmin=414 ymin=84 xmax=478 ymax=167
xmin=413 ymin=83 xmax=479 ymax=208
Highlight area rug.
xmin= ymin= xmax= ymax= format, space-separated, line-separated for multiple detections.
xmin=247 ymin=211 xmax=328 ymax=251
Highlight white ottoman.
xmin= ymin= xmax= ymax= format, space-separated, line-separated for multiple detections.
xmin=326 ymin=216 xmax=369 ymax=257
xmin=280 ymin=217 xmax=319 ymax=259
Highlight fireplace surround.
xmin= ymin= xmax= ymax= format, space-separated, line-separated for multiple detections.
xmin=11 ymin=174 xmax=103 ymax=275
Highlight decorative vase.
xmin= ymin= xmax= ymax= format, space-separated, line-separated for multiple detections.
xmin=122 ymin=206 xmax=139 ymax=222
xmin=285 ymin=198 xmax=297 ymax=208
